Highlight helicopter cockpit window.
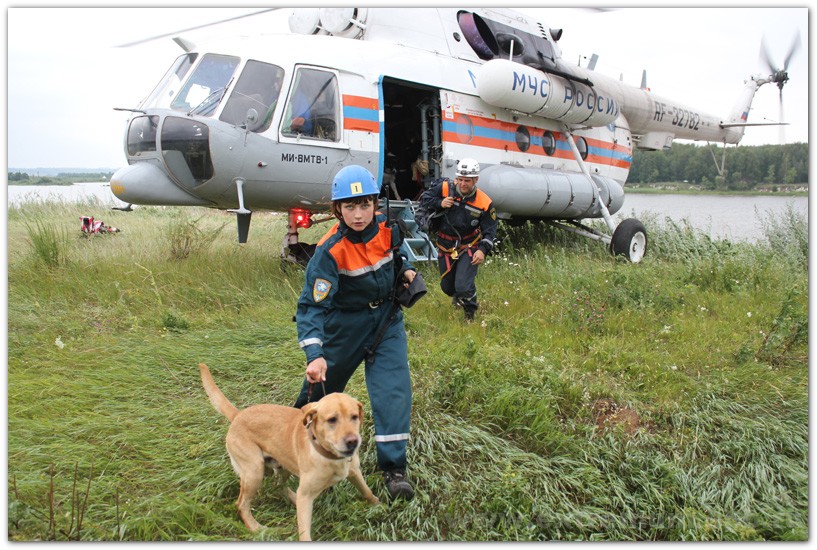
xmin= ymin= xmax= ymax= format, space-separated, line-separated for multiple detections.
xmin=170 ymin=54 xmax=240 ymax=116
xmin=282 ymin=69 xmax=339 ymax=142
xmin=141 ymin=54 xmax=198 ymax=110
xmin=219 ymin=60 xmax=285 ymax=133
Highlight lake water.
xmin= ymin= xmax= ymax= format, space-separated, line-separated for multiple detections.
xmin=619 ymin=192 xmax=808 ymax=243
xmin=6 ymin=182 xmax=809 ymax=243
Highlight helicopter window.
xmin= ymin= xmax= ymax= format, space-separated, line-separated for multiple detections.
xmin=282 ymin=68 xmax=339 ymax=142
xmin=142 ymin=54 xmax=198 ymax=109
xmin=515 ymin=125 xmax=531 ymax=152
xmin=541 ymin=131 xmax=557 ymax=156
xmin=170 ymin=54 xmax=240 ymax=115
xmin=127 ymin=116 xmax=160 ymax=156
xmin=161 ymin=117 xmax=214 ymax=185
xmin=454 ymin=114 xmax=474 ymax=143
xmin=576 ymin=136 xmax=589 ymax=160
xmin=220 ymin=60 xmax=285 ymax=133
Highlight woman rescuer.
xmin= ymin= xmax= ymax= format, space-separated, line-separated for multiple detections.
xmin=293 ymin=164 xmax=420 ymax=500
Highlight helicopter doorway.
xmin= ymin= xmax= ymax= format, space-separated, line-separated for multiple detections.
xmin=381 ymin=78 xmax=442 ymax=200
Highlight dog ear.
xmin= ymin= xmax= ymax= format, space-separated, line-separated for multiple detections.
xmin=357 ymin=401 xmax=364 ymax=423
xmin=302 ymin=403 xmax=318 ymax=427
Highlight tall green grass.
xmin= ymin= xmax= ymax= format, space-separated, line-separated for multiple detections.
xmin=7 ymin=202 xmax=808 ymax=541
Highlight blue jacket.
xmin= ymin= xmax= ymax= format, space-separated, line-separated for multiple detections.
xmin=419 ymin=178 xmax=497 ymax=255
xmin=296 ymin=212 xmax=412 ymax=363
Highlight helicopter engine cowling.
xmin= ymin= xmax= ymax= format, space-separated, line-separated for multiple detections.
xmin=477 ymin=59 xmax=619 ymax=127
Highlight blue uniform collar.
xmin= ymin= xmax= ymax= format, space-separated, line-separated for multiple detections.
xmin=338 ymin=219 xmax=379 ymax=243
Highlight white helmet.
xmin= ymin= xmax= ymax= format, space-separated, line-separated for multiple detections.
xmin=456 ymin=158 xmax=480 ymax=177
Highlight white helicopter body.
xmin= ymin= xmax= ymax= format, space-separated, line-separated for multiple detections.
xmin=110 ymin=7 xmax=781 ymax=262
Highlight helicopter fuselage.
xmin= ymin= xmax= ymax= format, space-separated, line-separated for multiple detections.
xmin=111 ymin=7 xmax=766 ymax=260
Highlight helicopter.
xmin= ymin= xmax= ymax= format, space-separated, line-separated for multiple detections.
xmin=109 ymin=7 xmax=798 ymax=264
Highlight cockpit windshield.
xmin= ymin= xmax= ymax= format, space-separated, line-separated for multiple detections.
xmin=170 ymin=54 xmax=240 ymax=114
xmin=219 ymin=60 xmax=285 ymax=133
xmin=140 ymin=53 xmax=198 ymax=110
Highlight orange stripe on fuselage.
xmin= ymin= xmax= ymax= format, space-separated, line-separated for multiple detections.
xmin=443 ymin=113 xmax=632 ymax=169
xmin=343 ymin=95 xmax=378 ymax=109
xmin=342 ymin=94 xmax=380 ymax=133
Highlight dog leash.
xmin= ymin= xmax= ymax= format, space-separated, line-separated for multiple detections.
xmin=307 ymin=380 xmax=327 ymax=402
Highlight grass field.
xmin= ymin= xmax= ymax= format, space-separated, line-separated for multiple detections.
xmin=7 ymin=199 xmax=808 ymax=541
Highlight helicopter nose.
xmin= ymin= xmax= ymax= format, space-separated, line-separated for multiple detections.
xmin=110 ymin=163 xmax=211 ymax=206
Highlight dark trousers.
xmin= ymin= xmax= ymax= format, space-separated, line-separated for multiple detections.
xmin=294 ymin=307 xmax=411 ymax=471
xmin=437 ymin=250 xmax=479 ymax=314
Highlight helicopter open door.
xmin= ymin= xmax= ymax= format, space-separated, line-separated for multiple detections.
xmin=380 ymin=78 xmax=443 ymax=263
xmin=381 ymin=78 xmax=443 ymax=200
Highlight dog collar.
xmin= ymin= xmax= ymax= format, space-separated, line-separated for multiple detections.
xmin=306 ymin=425 xmax=350 ymax=461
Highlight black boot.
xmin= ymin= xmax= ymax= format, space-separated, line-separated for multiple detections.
xmin=383 ymin=468 xmax=414 ymax=501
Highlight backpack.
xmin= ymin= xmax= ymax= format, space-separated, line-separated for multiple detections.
xmin=414 ymin=179 xmax=451 ymax=232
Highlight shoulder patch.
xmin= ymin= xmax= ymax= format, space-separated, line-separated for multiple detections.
xmin=312 ymin=278 xmax=332 ymax=303
xmin=490 ymin=207 xmax=497 ymax=221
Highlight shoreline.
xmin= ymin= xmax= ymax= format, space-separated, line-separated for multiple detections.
xmin=625 ymin=186 xmax=808 ymax=198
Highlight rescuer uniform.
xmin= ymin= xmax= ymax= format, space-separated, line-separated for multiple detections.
xmin=293 ymin=165 xmax=415 ymax=498
xmin=419 ymin=159 xmax=497 ymax=320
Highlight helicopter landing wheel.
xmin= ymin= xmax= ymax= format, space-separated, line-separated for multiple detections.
xmin=610 ymin=218 xmax=647 ymax=263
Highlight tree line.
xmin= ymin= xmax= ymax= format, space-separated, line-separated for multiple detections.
xmin=627 ymin=142 xmax=808 ymax=190
xmin=8 ymin=172 xmax=113 ymax=184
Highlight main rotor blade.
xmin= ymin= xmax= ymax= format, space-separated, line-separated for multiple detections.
xmin=782 ymin=31 xmax=802 ymax=70
xmin=758 ymin=36 xmax=779 ymax=73
xmin=116 ymin=8 xmax=281 ymax=48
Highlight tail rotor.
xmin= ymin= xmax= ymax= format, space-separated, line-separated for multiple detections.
xmin=759 ymin=31 xmax=801 ymax=142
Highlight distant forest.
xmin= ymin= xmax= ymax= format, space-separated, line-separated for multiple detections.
xmin=8 ymin=172 xmax=113 ymax=185
xmin=628 ymin=142 xmax=808 ymax=189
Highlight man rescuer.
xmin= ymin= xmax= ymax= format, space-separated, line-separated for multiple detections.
xmin=293 ymin=164 xmax=421 ymax=501
xmin=419 ymin=158 xmax=497 ymax=322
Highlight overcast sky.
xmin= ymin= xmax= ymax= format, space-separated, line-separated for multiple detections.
xmin=5 ymin=4 xmax=809 ymax=170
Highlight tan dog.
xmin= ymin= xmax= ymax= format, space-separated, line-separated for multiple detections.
xmin=198 ymin=363 xmax=379 ymax=541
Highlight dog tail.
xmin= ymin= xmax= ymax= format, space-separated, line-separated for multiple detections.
xmin=198 ymin=363 xmax=240 ymax=421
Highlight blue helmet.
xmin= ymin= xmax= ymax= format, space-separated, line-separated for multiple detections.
xmin=331 ymin=165 xmax=379 ymax=201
